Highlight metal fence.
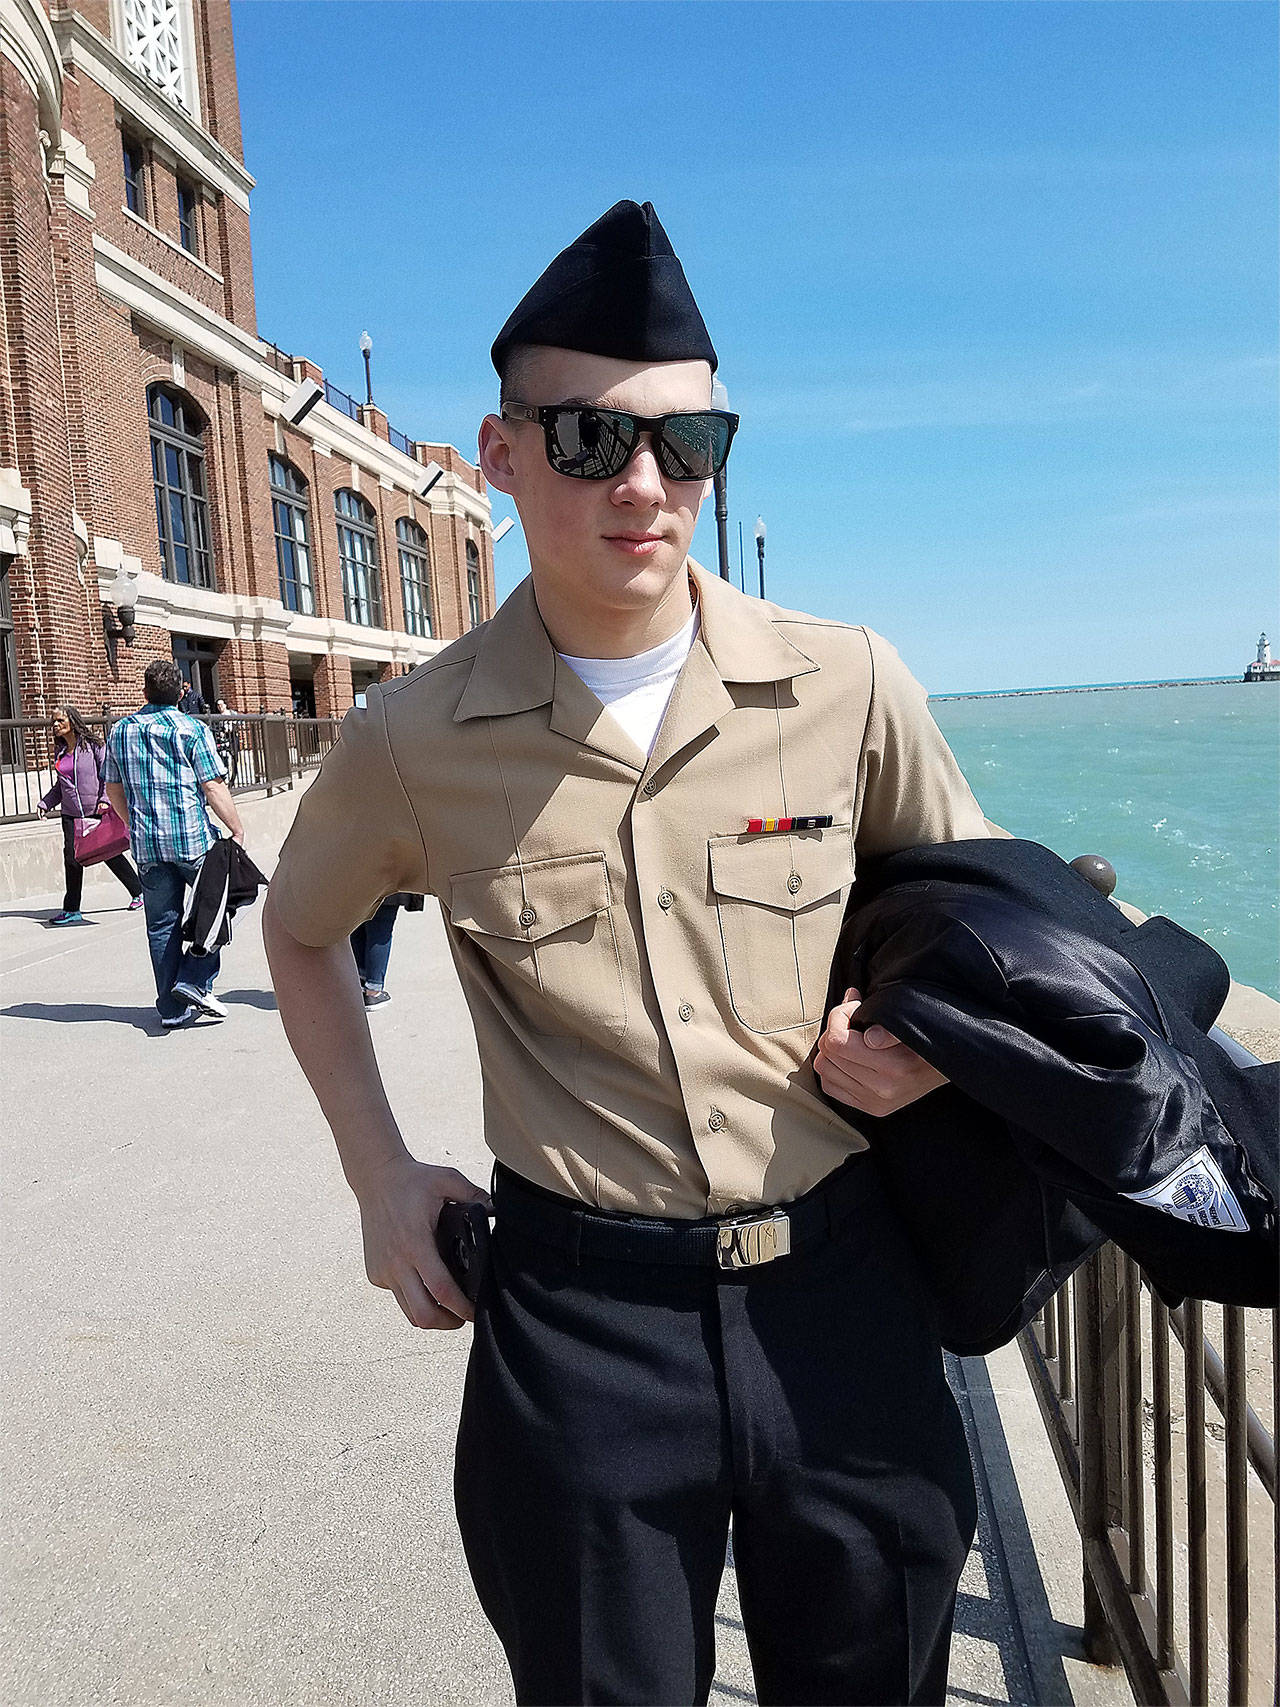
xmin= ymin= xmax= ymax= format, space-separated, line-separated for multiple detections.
xmin=1020 ymin=1219 xmax=1277 ymax=1703
xmin=388 ymin=424 xmax=415 ymax=457
xmin=323 ymin=380 xmax=362 ymax=422
xmin=0 ymin=715 xmax=340 ymax=824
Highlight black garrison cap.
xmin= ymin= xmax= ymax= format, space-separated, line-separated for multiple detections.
xmin=491 ymin=200 xmax=718 ymax=376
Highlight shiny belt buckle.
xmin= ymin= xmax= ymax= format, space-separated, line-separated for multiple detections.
xmin=716 ymin=1210 xmax=791 ymax=1270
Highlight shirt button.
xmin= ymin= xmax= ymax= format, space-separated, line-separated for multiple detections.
xmin=678 ymin=1002 xmax=693 ymax=1022
xmin=708 ymin=1108 xmax=725 ymax=1132
xmin=658 ymin=888 xmax=674 ymax=910
xmin=518 ymin=906 xmax=537 ymax=928
xmin=642 ymin=778 xmax=658 ymax=796
xmin=787 ymin=871 xmax=802 ymax=894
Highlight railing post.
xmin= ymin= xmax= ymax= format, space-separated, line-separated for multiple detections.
xmin=1077 ymin=1248 xmax=1126 ymax=1665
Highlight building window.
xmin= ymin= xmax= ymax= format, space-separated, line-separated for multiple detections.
xmin=120 ymin=0 xmax=193 ymax=112
xmin=335 ymin=490 xmax=382 ymax=627
xmin=171 ymin=633 xmax=221 ymax=708
xmin=148 ymin=383 xmax=213 ymax=588
xmin=396 ymin=518 xmax=432 ymax=638
xmin=270 ymin=456 xmax=314 ymax=615
xmin=177 ymin=177 xmax=198 ymax=253
xmin=122 ymin=131 xmax=147 ymax=217
xmin=466 ymin=539 xmax=482 ymax=628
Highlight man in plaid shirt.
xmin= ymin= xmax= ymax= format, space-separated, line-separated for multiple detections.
xmin=104 ymin=659 xmax=245 ymax=1028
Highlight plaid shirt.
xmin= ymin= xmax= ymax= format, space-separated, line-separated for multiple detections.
xmin=104 ymin=705 xmax=226 ymax=866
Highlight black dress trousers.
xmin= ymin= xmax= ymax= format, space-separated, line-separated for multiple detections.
xmin=454 ymin=1161 xmax=977 ymax=1707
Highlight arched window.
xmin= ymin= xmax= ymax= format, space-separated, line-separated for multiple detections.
xmin=335 ymin=489 xmax=382 ymax=626
xmin=148 ymin=383 xmax=212 ymax=587
xmin=466 ymin=538 xmax=482 ymax=629
xmin=269 ymin=456 xmax=314 ymax=615
xmin=396 ymin=518 xmax=432 ymax=639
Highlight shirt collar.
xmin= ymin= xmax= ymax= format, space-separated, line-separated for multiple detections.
xmin=454 ymin=560 xmax=816 ymax=724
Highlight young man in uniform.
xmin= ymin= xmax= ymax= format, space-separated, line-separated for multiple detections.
xmin=265 ymin=201 xmax=987 ymax=1706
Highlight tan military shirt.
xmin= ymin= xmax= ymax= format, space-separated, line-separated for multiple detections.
xmin=271 ymin=562 xmax=987 ymax=1218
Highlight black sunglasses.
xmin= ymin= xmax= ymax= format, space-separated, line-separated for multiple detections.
xmin=501 ymin=402 xmax=738 ymax=482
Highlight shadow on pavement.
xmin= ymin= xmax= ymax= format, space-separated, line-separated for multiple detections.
xmin=218 ymin=988 xmax=277 ymax=1010
xmin=2 ymin=1001 xmax=157 ymax=1031
xmin=1 ymin=910 xmax=104 ymax=925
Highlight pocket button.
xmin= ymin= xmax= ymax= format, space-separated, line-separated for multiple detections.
xmin=787 ymin=871 xmax=802 ymax=894
xmin=518 ymin=906 xmax=537 ymax=928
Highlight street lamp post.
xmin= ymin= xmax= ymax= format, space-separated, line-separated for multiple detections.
xmin=359 ymin=331 xmax=373 ymax=405
xmin=754 ymin=515 xmax=766 ymax=600
xmin=710 ymin=379 xmax=731 ymax=580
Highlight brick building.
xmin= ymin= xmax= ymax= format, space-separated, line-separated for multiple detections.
xmin=0 ymin=0 xmax=496 ymax=725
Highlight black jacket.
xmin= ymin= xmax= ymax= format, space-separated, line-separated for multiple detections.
xmin=825 ymin=838 xmax=1278 ymax=1354
xmin=182 ymin=838 xmax=268 ymax=956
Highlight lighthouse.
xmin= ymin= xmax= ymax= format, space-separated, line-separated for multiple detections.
xmin=1244 ymin=632 xmax=1279 ymax=682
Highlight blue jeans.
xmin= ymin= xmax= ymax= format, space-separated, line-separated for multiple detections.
xmin=350 ymin=898 xmax=399 ymax=991
xmin=139 ymin=859 xmax=222 ymax=1020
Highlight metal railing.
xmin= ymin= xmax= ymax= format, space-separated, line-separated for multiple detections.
xmin=323 ymin=380 xmax=362 ymax=422
xmin=388 ymin=424 xmax=415 ymax=457
xmin=261 ymin=341 xmax=295 ymax=378
xmin=0 ymin=715 xmax=340 ymax=824
xmin=1021 ymin=1227 xmax=1277 ymax=1703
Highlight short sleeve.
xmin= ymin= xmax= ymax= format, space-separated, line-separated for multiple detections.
xmin=269 ymin=686 xmax=431 ymax=947
xmin=855 ymin=629 xmax=988 ymax=858
xmin=188 ymin=722 xmax=226 ymax=782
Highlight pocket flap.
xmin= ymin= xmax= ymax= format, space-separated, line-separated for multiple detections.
xmin=709 ymin=829 xmax=854 ymax=914
xmin=449 ymin=852 xmax=612 ymax=942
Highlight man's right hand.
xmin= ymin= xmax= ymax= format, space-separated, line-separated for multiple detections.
xmin=354 ymin=1154 xmax=491 ymax=1330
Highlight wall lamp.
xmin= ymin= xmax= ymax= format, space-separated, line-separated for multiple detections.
xmin=102 ymin=563 xmax=138 ymax=669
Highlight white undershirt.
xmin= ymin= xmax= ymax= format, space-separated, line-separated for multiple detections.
xmin=558 ymin=606 xmax=700 ymax=757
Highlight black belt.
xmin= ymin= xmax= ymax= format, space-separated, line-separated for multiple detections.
xmin=493 ymin=1153 xmax=873 ymax=1272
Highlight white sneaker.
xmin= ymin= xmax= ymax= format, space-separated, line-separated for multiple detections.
xmin=172 ymin=982 xmax=228 ymax=1021
xmin=161 ymin=1007 xmax=195 ymax=1028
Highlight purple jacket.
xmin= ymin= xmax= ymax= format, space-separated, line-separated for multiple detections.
xmin=40 ymin=742 xmax=107 ymax=819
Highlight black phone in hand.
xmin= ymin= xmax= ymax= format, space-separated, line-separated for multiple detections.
xmin=436 ymin=1199 xmax=492 ymax=1305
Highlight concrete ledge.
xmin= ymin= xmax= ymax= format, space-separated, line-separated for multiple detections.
xmin=0 ymin=777 xmax=313 ymax=905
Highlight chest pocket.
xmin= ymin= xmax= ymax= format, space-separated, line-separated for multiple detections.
xmin=448 ymin=851 xmax=627 ymax=1041
xmin=709 ymin=828 xmax=855 ymax=1034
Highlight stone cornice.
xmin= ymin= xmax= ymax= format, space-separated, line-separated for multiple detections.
xmin=93 ymin=564 xmax=445 ymax=665
xmin=52 ymin=10 xmax=254 ymax=211
xmin=93 ymin=231 xmax=264 ymax=375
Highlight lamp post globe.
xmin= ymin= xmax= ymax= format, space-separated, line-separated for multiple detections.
xmin=359 ymin=331 xmax=374 ymax=405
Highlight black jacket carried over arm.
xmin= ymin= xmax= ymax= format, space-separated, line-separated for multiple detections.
xmin=182 ymin=838 xmax=268 ymax=956
xmin=824 ymin=838 xmax=1278 ymax=1354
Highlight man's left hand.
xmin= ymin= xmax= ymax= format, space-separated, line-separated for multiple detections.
xmin=814 ymin=986 xmax=947 ymax=1116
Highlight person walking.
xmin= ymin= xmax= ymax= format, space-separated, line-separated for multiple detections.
xmin=265 ymin=201 xmax=987 ymax=1706
xmin=212 ymin=697 xmax=240 ymax=787
xmin=37 ymin=705 xmax=143 ymax=924
xmin=103 ymin=659 xmax=245 ymax=1029
xmin=349 ymin=893 xmax=424 ymax=1009
xmin=177 ymin=677 xmax=207 ymax=715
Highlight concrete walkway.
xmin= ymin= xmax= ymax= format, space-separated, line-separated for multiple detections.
xmin=1 ymin=803 xmax=1134 ymax=1707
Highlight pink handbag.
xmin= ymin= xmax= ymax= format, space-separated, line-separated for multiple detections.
xmin=73 ymin=804 xmax=130 ymax=866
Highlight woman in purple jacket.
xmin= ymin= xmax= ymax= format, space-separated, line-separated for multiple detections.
xmin=37 ymin=705 xmax=143 ymax=924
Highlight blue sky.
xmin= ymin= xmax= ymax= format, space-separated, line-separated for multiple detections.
xmin=231 ymin=1 xmax=1277 ymax=693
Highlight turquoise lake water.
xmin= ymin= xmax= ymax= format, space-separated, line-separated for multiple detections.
xmin=930 ymin=682 xmax=1280 ymax=1000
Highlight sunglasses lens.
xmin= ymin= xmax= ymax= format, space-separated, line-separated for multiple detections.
xmin=546 ymin=408 xmax=635 ymax=479
xmin=655 ymin=414 xmax=730 ymax=480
